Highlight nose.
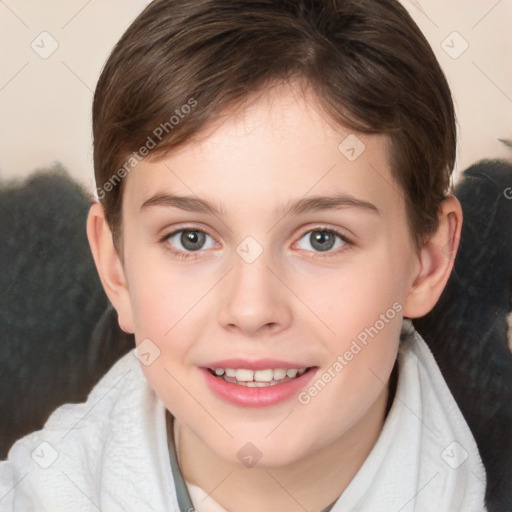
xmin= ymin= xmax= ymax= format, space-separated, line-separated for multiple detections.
xmin=217 ymin=251 xmax=293 ymax=337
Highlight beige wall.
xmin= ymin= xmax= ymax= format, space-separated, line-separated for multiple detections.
xmin=1 ymin=0 xmax=511 ymax=193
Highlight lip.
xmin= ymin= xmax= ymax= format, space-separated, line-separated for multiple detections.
xmin=204 ymin=358 xmax=310 ymax=371
xmin=200 ymin=365 xmax=318 ymax=408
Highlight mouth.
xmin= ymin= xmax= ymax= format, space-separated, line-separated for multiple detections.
xmin=207 ymin=366 xmax=312 ymax=387
xmin=201 ymin=361 xmax=318 ymax=407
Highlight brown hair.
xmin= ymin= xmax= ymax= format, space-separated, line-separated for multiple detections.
xmin=92 ymin=0 xmax=456 ymax=251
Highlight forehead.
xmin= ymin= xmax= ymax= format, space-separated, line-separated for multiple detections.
xmin=123 ymin=84 xmax=403 ymax=221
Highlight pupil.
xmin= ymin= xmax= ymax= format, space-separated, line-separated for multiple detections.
xmin=181 ymin=230 xmax=205 ymax=251
xmin=311 ymin=231 xmax=334 ymax=251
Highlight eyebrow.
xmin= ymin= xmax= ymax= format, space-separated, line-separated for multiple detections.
xmin=140 ymin=193 xmax=225 ymax=215
xmin=140 ymin=193 xmax=380 ymax=217
xmin=279 ymin=194 xmax=380 ymax=217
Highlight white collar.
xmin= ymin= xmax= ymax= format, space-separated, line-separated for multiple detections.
xmin=330 ymin=324 xmax=486 ymax=511
xmin=1 ymin=326 xmax=486 ymax=512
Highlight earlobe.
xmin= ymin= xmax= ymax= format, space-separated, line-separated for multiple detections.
xmin=86 ymin=202 xmax=135 ymax=333
xmin=403 ymin=195 xmax=463 ymax=318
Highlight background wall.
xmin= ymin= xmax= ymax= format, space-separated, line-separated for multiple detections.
xmin=1 ymin=0 xmax=511 ymax=193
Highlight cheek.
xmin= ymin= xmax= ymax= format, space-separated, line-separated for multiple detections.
xmin=125 ymin=247 xmax=210 ymax=338
xmin=296 ymin=289 xmax=402 ymax=447
xmin=124 ymin=252 xmax=219 ymax=393
xmin=129 ymin=276 xmax=176 ymax=340
xmin=127 ymin=265 xmax=205 ymax=413
xmin=293 ymin=255 xmax=405 ymax=339
xmin=288 ymin=250 xmax=404 ymax=407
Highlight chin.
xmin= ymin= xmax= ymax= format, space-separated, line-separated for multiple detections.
xmin=206 ymin=426 xmax=317 ymax=469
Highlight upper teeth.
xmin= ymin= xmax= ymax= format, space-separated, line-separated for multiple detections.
xmin=214 ymin=368 xmax=306 ymax=382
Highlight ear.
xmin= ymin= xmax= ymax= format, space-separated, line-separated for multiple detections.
xmin=86 ymin=202 xmax=135 ymax=333
xmin=403 ymin=194 xmax=463 ymax=318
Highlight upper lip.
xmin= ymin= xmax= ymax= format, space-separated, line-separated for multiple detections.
xmin=203 ymin=359 xmax=312 ymax=371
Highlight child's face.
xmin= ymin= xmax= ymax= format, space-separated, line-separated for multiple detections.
xmin=119 ymin=84 xmax=421 ymax=467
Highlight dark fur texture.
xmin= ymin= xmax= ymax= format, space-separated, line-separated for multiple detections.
xmin=414 ymin=159 xmax=512 ymax=512
xmin=0 ymin=161 xmax=510 ymax=510
xmin=0 ymin=165 xmax=133 ymax=459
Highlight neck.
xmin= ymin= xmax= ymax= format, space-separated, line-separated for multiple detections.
xmin=176 ymin=385 xmax=391 ymax=512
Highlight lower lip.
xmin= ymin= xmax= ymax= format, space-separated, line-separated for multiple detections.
xmin=200 ymin=367 xmax=318 ymax=407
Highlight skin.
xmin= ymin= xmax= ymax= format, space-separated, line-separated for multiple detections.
xmin=87 ymin=83 xmax=462 ymax=511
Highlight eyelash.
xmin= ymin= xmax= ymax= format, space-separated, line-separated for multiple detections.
xmin=159 ymin=225 xmax=353 ymax=261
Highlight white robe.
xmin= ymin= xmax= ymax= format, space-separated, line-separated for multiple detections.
xmin=0 ymin=326 xmax=487 ymax=511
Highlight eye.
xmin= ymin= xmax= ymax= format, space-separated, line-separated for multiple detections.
xmin=164 ymin=228 xmax=217 ymax=253
xmin=296 ymin=228 xmax=348 ymax=253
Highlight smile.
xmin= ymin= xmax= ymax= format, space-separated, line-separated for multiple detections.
xmin=210 ymin=367 xmax=309 ymax=387
xmin=201 ymin=362 xmax=317 ymax=407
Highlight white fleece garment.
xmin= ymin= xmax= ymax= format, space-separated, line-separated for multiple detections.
xmin=0 ymin=327 xmax=486 ymax=512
